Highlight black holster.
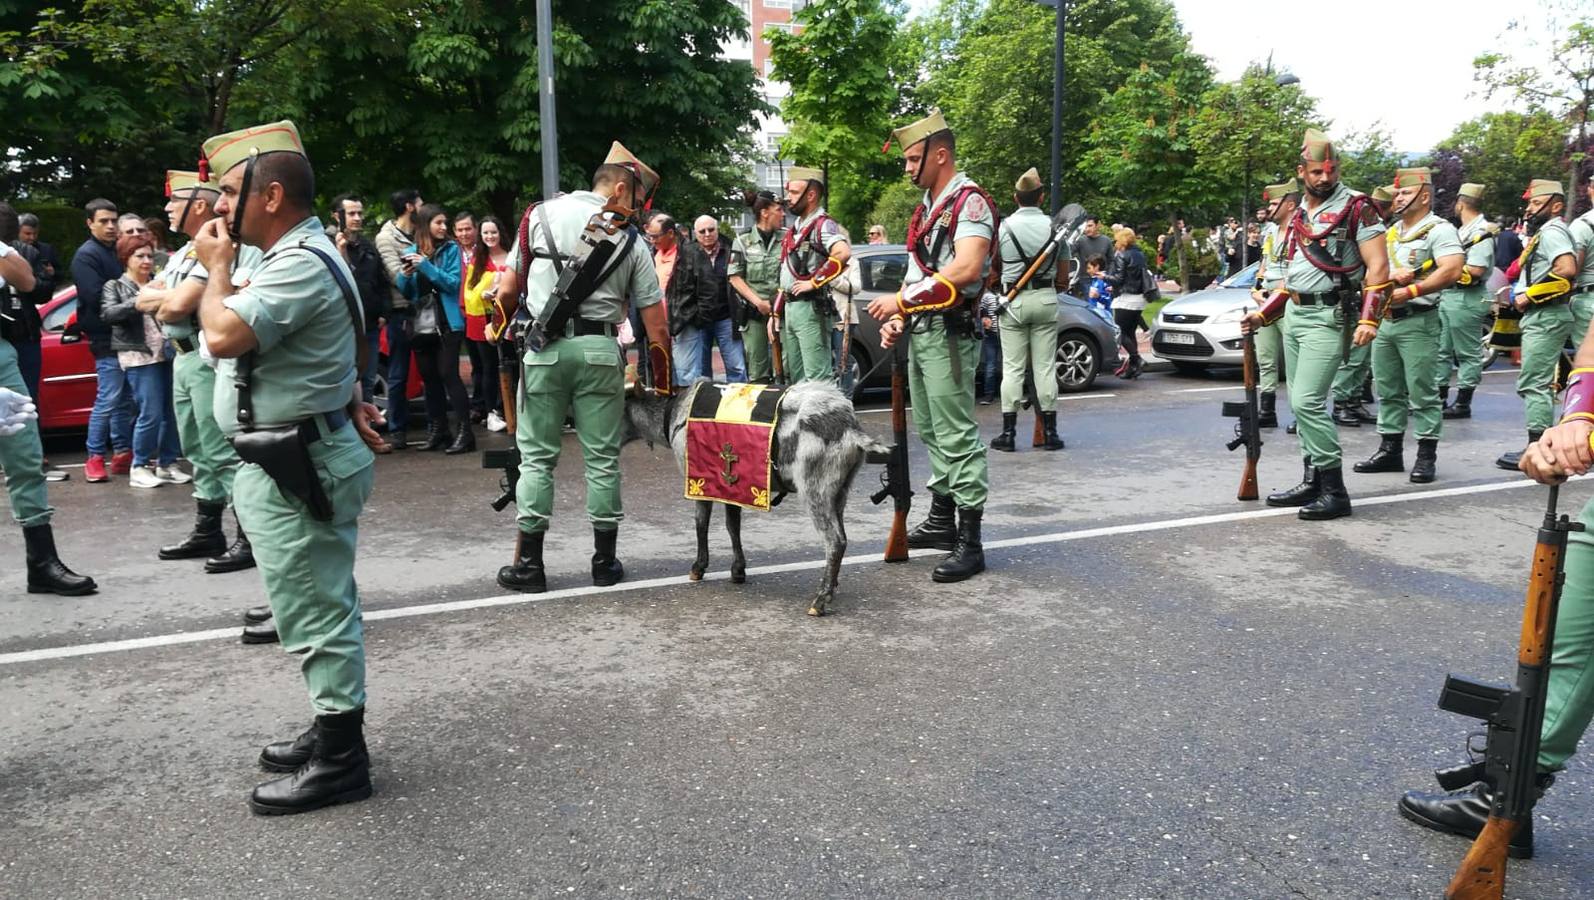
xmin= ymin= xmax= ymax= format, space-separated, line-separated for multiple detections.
xmin=230 ymin=423 xmax=334 ymax=522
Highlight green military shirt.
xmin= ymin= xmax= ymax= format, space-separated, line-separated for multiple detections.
xmin=728 ymin=226 xmax=786 ymax=298
xmin=1442 ymin=216 xmax=1497 ymax=301
xmin=1259 ymin=221 xmax=1289 ymax=288
xmin=1386 ymin=212 xmax=1462 ymax=307
xmin=903 ymin=172 xmax=995 ymax=300
xmin=1284 ymin=181 xmax=1387 ymax=294
xmin=508 ymin=190 xmax=661 ymax=324
xmin=778 ymin=208 xmax=847 ymax=292
xmin=1569 ymin=209 xmax=1594 ymax=289
xmin=997 ymin=206 xmax=1065 ymax=289
xmin=1515 ymin=219 xmax=1576 ymax=292
xmin=213 ymin=217 xmax=361 ymax=433
xmin=162 ymin=240 xmax=264 ymax=343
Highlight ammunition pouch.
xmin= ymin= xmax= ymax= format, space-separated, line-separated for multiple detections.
xmin=229 ymin=410 xmax=346 ymax=522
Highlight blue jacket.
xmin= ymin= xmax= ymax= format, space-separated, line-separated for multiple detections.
xmin=70 ymin=237 xmax=123 ymax=356
xmin=396 ymin=240 xmax=463 ymax=331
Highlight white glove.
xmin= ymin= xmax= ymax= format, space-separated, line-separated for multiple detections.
xmin=0 ymin=386 xmax=38 ymax=437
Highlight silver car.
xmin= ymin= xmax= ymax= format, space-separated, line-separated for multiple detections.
xmin=1149 ymin=262 xmax=1262 ymax=373
xmin=847 ymin=244 xmax=1121 ymax=395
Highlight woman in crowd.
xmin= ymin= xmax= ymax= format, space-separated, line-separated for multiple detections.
xmin=1103 ymin=227 xmax=1148 ymax=379
xmin=478 ymin=216 xmax=512 ymax=431
xmin=398 ymin=204 xmax=473 ymax=454
xmin=100 ymin=233 xmax=186 ymax=487
xmin=454 ymin=211 xmax=501 ymax=432
xmin=1243 ymin=222 xmax=1263 ymax=268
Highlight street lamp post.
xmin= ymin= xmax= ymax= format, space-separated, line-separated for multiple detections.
xmin=1033 ymin=0 xmax=1068 ymax=216
xmin=536 ymin=0 xmax=559 ymax=199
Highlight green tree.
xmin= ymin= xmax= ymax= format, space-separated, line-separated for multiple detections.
xmin=1333 ymin=126 xmax=1403 ymax=194
xmin=1189 ymin=66 xmax=1318 ymax=225
xmin=865 ymin=180 xmax=923 ymax=245
xmin=1432 ymin=111 xmax=1568 ymax=218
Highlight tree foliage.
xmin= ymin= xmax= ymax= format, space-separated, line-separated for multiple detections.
xmin=1189 ymin=66 xmax=1317 ymax=223
xmin=1430 ymin=111 xmax=1569 ymax=220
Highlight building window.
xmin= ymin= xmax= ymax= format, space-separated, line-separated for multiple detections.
xmin=735 ymin=0 xmax=750 ymax=16
xmin=764 ymin=0 xmax=792 ymax=8
xmin=765 ymin=133 xmax=786 ymax=156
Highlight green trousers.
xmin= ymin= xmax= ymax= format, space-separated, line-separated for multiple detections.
xmin=515 ymin=335 xmax=625 ymax=533
xmin=741 ymin=311 xmax=772 ymax=383
xmin=171 ymin=350 xmax=239 ymax=503
xmin=1331 ymin=339 xmax=1371 ymax=402
xmin=1282 ymin=302 xmax=1347 ymax=469
xmin=908 ymin=316 xmax=989 ymax=509
xmin=781 ymin=296 xmax=833 ymax=383
xmin=997 ymin=288 xmax=1058 ymax=414
xmin=1254 ymin=318 xmax=1285 ymax=393
xmin=234 ymin=422 xmax=374 ymax=715
xmin=1435 ymin=289 xmax=1490 ymax=391
xmin=1371 ymin=310 xmax=1443 ymax=440
xmin=1539 ymin=496 xmax=1594 ymax=770
xmin=1517 ymin=298 xmax=1594 ymax=432
xmin=0 ymin=337 xmax=51 ymax=527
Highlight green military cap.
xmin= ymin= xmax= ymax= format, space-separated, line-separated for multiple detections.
xmin=1392 ymin=167 xmax=1432 ymax=188
xmin=1015 ymin=167 xmax=1043 ymax=192
xmin=166 ymin=169 xmax=219 ymax=197
xmin=1524 ymin=179 xmax=1563 ymax=199
xmin=1371 ymin=184 xmax=1394 ymax=203
xmin=1458 ymin=182 xmax=1487 ymax=200
xmin=200 ymin=120 xmax=304 ymax=181
xmin=786 ymin=166 xmax=825 ymax=186
xmin=1300 ymin=128 xmax=1339 ymax=162
xmin=887 ymin=109 xmax=951 ymax=154
xmin=1262 ymin=179 xmax=1299 ymax=202
xmin=603 ymin=141 xmax=661 ymax=195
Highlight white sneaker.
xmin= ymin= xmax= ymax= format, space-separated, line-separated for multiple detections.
xmin=486 ymin=411 xmax=507 ymax=432
xmin=156 ymin=464 xmax=192 ymax=484
xmin=130 ymin=466 xmax=164 ymax=489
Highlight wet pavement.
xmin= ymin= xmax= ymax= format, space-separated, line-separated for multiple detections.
xmin=3 ymin=362 xmax=1591 ymax=899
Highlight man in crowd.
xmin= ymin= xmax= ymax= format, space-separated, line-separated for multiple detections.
xmin=496 ymin=142 xmax=670 ymax=594
xmin=989 ymin=166 xmax=1066 ymax=452
xmin=678 ymin=214 xmax=744 ymax=384
xmin=1433 ymin=182 xmax=1498 ymax=420
xmin=869 ymin=110 xmax=991 ymax=583
xmin=1495 ymin=215 xmax=1524 ymax=271
xmin=195 ymin=119 xmax=383 ymax=815
xmin=1496 ymin=179 xmax=1584 ymax=470
xmin=1252 ymin=179 xmax=1300 ymax=431
xmin=72 ymin=198 xmax=134 ymax=483
xmin=1243 ymin=128 xmax=1390 ymax=521
xmin=1329 ymin=183 xmax=1395 ymax=428
xmin=772 ymin=166 xmax=850 ymax=383
xmin=376 ymin=188 xmax=422 ymax=448
xmin=16 ymin=215 xmax=61 ymax=295
xmin=1070 ymin=216 xmax=1114 ymax=296
xmin=728 ymin=191 xmax=784 ymax=383
xmin=331 ymin=194 xmax=391 ymax=408
xmin=1352 ymin=167 xmax=1462 ymax=483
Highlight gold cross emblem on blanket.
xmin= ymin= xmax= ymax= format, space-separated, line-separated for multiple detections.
xmin=720 ymin=442 xmax=740 ymax=485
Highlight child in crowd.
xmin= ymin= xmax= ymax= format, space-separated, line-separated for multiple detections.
xmin=1084 ymin=255 xmax=1118 ymax=335
xmin=977 ymin=280 xmax=1003 ymax=405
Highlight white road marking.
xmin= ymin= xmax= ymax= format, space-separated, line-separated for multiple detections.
xmin=1059 ymin=393 xmax=1116 ymax=400
xmin=0 ymin=475 xmax=1564 ymax=667
xmin=853 ymin=406 xmax=911 ymax=415
xmin=1169 ymin=385 xmax=1245 ymax=394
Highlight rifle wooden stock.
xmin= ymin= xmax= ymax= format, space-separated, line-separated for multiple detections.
xmin=1445 ymin=816 xmax=1514 ymax=900
xmin=771 ymin=299 xmax=787 ymax=385
xmin=1238 ymin=332 xmax=1260 ymax=501
xmin=1032 ymin=409 xmax=1046 ymax=447
xmin=883 ymin=340 xmax=911 ymax=562
xmin=498 ymin=352 xmax=518 ymax=434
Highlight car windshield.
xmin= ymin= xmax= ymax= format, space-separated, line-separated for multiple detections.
xmin=1222 ymin=262 xmax=1261 ymax=288
xmin=41 ymin=296 xmax=77 ymax=332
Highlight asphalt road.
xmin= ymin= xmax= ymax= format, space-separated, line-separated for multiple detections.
xmin=4 ymin=363 xmax=1592 ymax=899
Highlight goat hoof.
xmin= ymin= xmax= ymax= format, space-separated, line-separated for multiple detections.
xmin=688 ymin=566 xmax=705 ymax=582
xmin=808 ymin=595 xmax=831 ymax=617
xmin=731 ymin=563 xmax=746 ymax=584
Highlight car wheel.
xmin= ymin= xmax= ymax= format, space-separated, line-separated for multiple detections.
xmin=1479 ymin=322 xmax=1498 ymax=370
xmin=1054 ymin=331 xmax=1099 ymax=393
xmin=1171 ymin=361 xmax=1209 ymax=375
xmin=845 ymin=344 xmax=873 ymax=399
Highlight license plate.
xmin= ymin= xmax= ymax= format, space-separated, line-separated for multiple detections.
xmin=1163 ymin=331 xmax=1196 ymax=345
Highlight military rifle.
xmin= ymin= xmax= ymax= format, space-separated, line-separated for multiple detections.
xmin=770 ymin=291 xmax=787 ymax=385
xmin=870 ymin=335 xmax=912 ymax=562
xmin=1221 ymin=330 xmax=1262 ymax=501
xmin=1437 ymin=484 xmax=1580 ymax=899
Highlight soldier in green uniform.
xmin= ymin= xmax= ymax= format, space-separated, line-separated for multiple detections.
xmin=1352 ymin=167 xmax=1462 ymax=483
xmin=990 ymin=166 xmax=1066 ymax=452
xmin=1243 ymin=128 xmax=1390 ymax=521
xmin=1328 ymin=183 xmax=1394 ymax=428
xmin=1568 ymin=174 xmax=1594 ymax=345
xmin=1433 ymin=182 xmax=1498 ymax=420
xmin=193 ymin=120 xmax=386 ymax=815
xmin=1252 ymin=179 xmax=1300 ymax=430
xmin=868 ymin=110 xmax=993 ymax=582
xmin=1496 ymin=179 xmax=1583 ymax=470
xmin=727 ymin=190 xmax=785 ymax=383
xmin=0 ymin=239 xmax=96 ymax=596
xmin=771 ymin=166 xmax=850 ymax=383
xmin=496 ymin=142 xmax=672 ymax=593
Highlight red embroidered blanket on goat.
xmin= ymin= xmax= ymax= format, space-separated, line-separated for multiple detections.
xmin=684 ymin=382 xmax=783 ymax=511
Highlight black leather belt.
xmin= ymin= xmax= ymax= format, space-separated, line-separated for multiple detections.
xmin=1574 ymin=285 xmax=1594 ymax=295
xmin=1386 ymin=303 xmax=1438 ymax=321
xmin=1004 ymin=282 xmax=1049 ymax=294
xmin=301 ymin=409 xmax=349 ymax=441
xmin=1290 ymin=291 xmax=1343 ymax=306
xmin=173 ymin=336 xmax=196 ymax=353
xmin=570 ymin=318 xmax=617 ymax=338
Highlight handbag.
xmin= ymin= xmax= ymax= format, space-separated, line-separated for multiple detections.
xmin=1139 ymin=258 xmax=1162 ymax=302
xmin=412 ymin=288 xmax=443 ymax=345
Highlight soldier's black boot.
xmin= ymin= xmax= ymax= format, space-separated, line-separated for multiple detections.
xmin=932 ymin=507 xmax=985 ymax=583
xmin=592 ymin=527 xmax=624 ymax=587
xmin=1444 ymin=387 xmax=1474 ymax=420
xmin=497 ymin=530 xmax=547 ymax=593
xmin=1398 ymin=774 xmax=1553 ymax=860
xmin=1332 ymin=400 xmax=1364 ymax=427
xmin=907 ymin=492 xmax=958 ymax=551
xmin=259 ymin=720 xmax=318 ymax=773
xmin=1298 ymin=466 xmax=1351 ymax=521
xmin=1040 ymin=412 xmax=1065 ymax=450
xmin=159 ymin=498 xmax=228 ymax=560
xmin=1410 ymin=438 xmax=1438 ymax=484
xmin=990 ymin=413 xmax=1017 ymax=452
xmin=1258 ymin=391 xmax=1278 ymax=429
xmin=1265 ymin=460 xmax=1319 ymax=507
xmin=1439 ymin=384 xmax=1449 ymax=409
xmin=249 ymin=708 xmax=372 ymax=816
xmin=205 ymin=512 xmax=256 ymax=574
xmin=444 ymin=419 xmax=476 ymax=455
xmin=420 ymin=420 xmax=451 ymax=452
xmin=241 ymin=616 xmax=280 ymax=645
xmin=1497 ymin=429 xmax=1543 ymax=471
xmin=388 ymin=428 xmax=407 ymax=451
xmin=1353 ymin=434 xmax=1404 ymax=473
xmin=244 ymin=605 xmax=273 ymax=624
xmin=23 ymin=524 xmax=97 ymax=596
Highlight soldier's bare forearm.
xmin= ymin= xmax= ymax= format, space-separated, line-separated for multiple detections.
xmin=198 ymin=276 xmax=256 ymax=358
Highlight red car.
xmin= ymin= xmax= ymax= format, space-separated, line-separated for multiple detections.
xmin=35 ymin=287 xmax=422 ymax=431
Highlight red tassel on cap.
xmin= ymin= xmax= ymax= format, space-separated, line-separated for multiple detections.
xmin=197 ymin=156 xmax=209 ymax=183
xmin=1523 ymin=186 xmax=1533 ymax=199
xmin=881 ymin=138 xmax=892 ymax=154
